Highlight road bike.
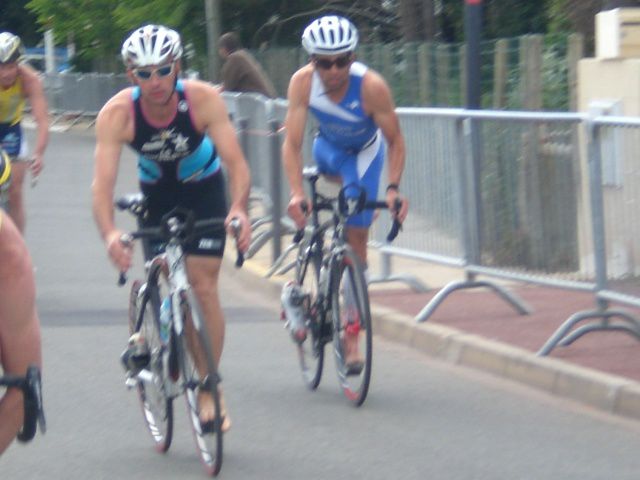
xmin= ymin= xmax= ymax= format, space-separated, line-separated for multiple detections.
xmin=116 ymin=194 xmax=243 ymax=477
xmin=0 ymin=364 xmax=46 ymax=443
xmin=270 ymin=166 xmax=401 ymax=406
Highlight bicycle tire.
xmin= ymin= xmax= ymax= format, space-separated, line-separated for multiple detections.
xmin=294 ymin=236 xmax=325 ymax=390
xmin=330 ymin=246 xmax=372 ymax=406
xmin=178 ymin=288 xmax=223 ymax=477
xmin=129 ymin=273 xmax=174 ymax=453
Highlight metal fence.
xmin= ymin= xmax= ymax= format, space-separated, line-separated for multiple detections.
xmin=37 ymin=74 xmax=640 ymax=358
xmin=220 ymin=93 xmax=640 ymax=357
xmin=42 ymin=72 xmax=129 ymax=120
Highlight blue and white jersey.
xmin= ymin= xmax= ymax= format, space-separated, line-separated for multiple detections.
xmin=309 ymin=62 xmax=379 ymax=152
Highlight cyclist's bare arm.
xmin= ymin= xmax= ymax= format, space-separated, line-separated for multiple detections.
xmin=282 ymin=66 xmax=312 ymax=198
xmin=282 ymin=66 xmax=313 ymax=228
xmin=0 ymin=213 xmax=41 ymax=454
xmin=92 ymin=91 xmax=134 ymax=271
xmin=186 ymin=80 xmax=251 ymax=251
xmin=19 ymin=64 xmax=49 ymax=173
xmin=362 ymin=70 xmax=408 ymax=220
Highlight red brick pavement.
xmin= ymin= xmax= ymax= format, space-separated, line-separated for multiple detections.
xmin=370 ymin=285 xmax=640 ymax=383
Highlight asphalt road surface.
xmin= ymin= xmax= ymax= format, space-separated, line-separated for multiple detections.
xmin=3 ymin=129 xmax=640 ymax=479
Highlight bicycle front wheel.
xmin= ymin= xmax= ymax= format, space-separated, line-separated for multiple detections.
xmin=129 ymin=275 xmax=173 ymax=453
xmin=330 ymin=246 xmax=372 ymax=406
xmin=178 ymin=288 xmax=223 ymax=477
xmin=294 ymin=237 xmax=325 ymax=390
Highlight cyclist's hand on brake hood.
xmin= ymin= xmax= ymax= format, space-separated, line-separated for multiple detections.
xmin=106 ymin=229 xmax=133 ymax=273
xmin=287 ymin=194 xmax=309 ymax=230
xmin=226 ymin=209 xmax=251 ymax=253
xmin=385 ymin=189 xmax=409 ymax=224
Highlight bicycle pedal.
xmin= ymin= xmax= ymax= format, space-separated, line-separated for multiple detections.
xmin=124 ymin=376 xmax=138 ymax=389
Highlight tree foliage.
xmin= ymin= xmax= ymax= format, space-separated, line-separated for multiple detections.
xmin=0 ymin=0 xmax=41 ymax=45
xmin=17 ymin=0 xmax=623 ymax=71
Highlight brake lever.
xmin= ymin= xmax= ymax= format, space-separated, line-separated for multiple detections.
xmin=117 ymin=234 xmax=133 ymax=286
xmin=229 ymin=218 xmax=244 ymax=268
xmin=292 ymin=200 xmax=309 ymax=243
xmin=386 ymin=198 xmax=403 ymax=242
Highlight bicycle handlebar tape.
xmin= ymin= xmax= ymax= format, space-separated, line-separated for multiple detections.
xmin=387 ymin=220 xmax=401 ymax=242
xmin=293 ymin=229 xmax=305 ymax=244
xmin=229 ymin=217 xmax=245 ymax=268
xmin=386 ymin=198 xmax=403 ymax=242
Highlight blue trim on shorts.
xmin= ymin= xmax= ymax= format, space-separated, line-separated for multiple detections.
xmin=0 ymin=123 xmax=22 ymax=157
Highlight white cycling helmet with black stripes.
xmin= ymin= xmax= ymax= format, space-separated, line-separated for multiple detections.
xmin=121 ymin=24 xmax=183 ymax=68
xmin=0 ymin=32 xmax=23 ymax=64
xmin=301 ymin=16 xmax=358 ymax=56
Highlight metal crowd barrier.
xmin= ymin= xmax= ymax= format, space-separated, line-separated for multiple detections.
xmin=222 ymin=93 xmax=640 ymax=357
xmin=42 ymin=73 xmax=129 ymax=127
xmin=40 ymin=77 xmax=640 ymax=358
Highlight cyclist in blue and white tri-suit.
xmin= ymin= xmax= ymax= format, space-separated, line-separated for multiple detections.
xmin=282 ymin=15 xmax=409 ymax=371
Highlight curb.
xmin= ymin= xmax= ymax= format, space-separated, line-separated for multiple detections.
xmin=225 ymin=255 xmax=640 ymax=422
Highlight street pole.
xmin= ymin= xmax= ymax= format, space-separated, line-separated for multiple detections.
xmin=464 ymin=0 xmax=484 ymax=263
xmin=204 ymin=0 xmax=222 ymax=82
xmin=464 ymin=0 xmax=482 ymax=109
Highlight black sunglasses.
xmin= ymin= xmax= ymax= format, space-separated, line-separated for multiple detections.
xmin=314 ymin=54 xmax=352 ymax=70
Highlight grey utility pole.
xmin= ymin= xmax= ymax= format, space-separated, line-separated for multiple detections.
xmin=204 ymin=0 xmax=222 ymax=82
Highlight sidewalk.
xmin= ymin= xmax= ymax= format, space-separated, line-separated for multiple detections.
xmin=227 ymin=236 xmax=640 ymax=422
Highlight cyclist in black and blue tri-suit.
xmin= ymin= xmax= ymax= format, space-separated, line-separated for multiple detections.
xmin=130 ymin=79 xmax=228 ymax=257
xmin=92 ymin=25 xmax=251 ymax=433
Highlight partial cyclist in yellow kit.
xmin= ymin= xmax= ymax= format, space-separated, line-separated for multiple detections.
xmin=0 ymin=32 xmax=49 ymax=233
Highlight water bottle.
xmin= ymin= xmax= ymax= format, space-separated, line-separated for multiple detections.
xmin=159 ymin=296 xmax=172 ymax=344
xmin=280 ymin=281 xmax=307 ymax=343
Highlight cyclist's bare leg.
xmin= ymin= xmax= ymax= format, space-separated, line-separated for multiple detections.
xmin=7 ymin=161 xmax=28 ymax=233
xmin=0 ymin=213 xmax=42 ymax=453
xmin=346 ymin=226 xmax=368 ymax=265
xmin=343 ymin=226 xmax=369 ymax=368
xmin=185 ymin=255 xmax=231 ymax=431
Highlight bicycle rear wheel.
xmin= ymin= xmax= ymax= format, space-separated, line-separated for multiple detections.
xmin=129 ymin=274 xmax=173 ymax=453
xmin=294 ymin=237 xmax=325 ymax=390
xmin=178 ymin=288 xmax=223 ymax=477
xmin=330 ymin=246 xmax=372 ymax=406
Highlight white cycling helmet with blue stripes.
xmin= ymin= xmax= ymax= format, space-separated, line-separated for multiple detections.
xmin=301 ymin=16 xmax=358 ymax=56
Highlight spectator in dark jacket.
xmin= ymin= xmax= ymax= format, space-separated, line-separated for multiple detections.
xmin=218 ymin=32 xmax=277 ymax=98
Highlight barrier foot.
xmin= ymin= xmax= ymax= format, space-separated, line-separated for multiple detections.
xmin=415 ymin=279 xmax=530 ymax=323
xmin=537 ymin=309 xmax=640 ymax=356
xmin=368 ymin=274 xmax=428 ymax=293
xmin=368 ymin=248 xmax=428 ymax=292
